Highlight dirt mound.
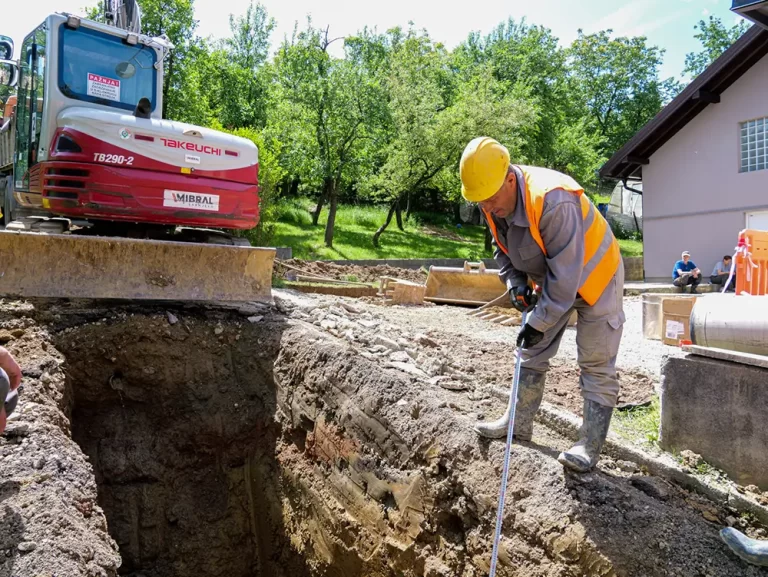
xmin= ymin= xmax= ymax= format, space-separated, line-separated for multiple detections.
xmin=276 ymin=258 xmax=428 ymax=284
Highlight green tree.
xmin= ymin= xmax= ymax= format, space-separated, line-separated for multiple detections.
xmin=366 ymin=27 xmax=536 ymax=246
xmin=452 ymin=19 xmax=606 ymax=192
xmin=212 ymin=2 xmax=275 ymax=128
xmin=568 ymin=30 xmax=675 ymax=158
xmin=85 ymin=0 xmax=209 ymax=123
xmin=683 ymin=15 xmax=751 ymax=78
xmin=136 ymin=0 xmax=198 ymax=120
xmin=270 ymin=21 xmax=388 ymax=247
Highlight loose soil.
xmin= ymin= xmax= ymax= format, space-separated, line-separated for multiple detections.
xmin=276 ymin=258 xmax=428 ymax=284
xmin=0 ymin=293 xmax=763 ymax=576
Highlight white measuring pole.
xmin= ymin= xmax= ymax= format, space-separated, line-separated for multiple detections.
xmin=488 ymin=309 xmax=528 ymax=577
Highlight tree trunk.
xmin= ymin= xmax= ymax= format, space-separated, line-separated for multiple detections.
xmin=405 ymin=192 xmax=413 ymax=222
xmin=453 ymin=202 xmax=461 ymax=224
xmin=395 ymin=199 xmax=404 ymax=231
xmin=312 ymin=179 xmax=332 ymax=226
xmin=372 ymin=198 xmax=399 ymax=248
xmin=324 ymin=180 xmax=338 ymax=247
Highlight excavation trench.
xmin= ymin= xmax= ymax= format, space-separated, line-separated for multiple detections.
xmin=1 ymin=300 xmax=763 ymax=577
xmin=59 ymin=311 xmax=306 ymax=577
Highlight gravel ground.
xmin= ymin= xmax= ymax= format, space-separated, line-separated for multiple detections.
xmin=360 ymin=295 xmax=684 ymax=382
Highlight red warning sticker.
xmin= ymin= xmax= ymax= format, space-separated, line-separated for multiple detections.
xmin=87 ymin=73 xmax=121 ymax=102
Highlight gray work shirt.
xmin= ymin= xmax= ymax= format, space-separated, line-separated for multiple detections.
xmin=490 ymin=166 xmax=585 ymax=333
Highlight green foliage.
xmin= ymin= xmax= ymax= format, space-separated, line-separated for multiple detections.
xmin=217 ymin=125 xmax=286 ymax=245
xmin=273 ymin=198 xmax=313 ymax=227
xmin=568 ymin=30 xmax=680 ymax=158
xmin=344 ymin=205 xmax=384 ymax=229
xmin=209 ymin=1 xmax=275 ymax=129
xmin=683 ymin=16 xmax=751 ymax=79
xmin=65 ymin=4 xmax=697 ymax=248
xmin=611 ymin=396 xmax=660 ymax=446
xmin=610 ymin=220 xmax=643 ymax=242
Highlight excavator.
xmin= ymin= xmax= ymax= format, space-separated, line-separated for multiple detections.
xmin=0 ymin=1 xmax=274 ymax=301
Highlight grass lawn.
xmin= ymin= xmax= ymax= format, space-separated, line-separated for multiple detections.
xmin=618 ymin=239 xmax=643 ymax=257
xmin=611 ymin=395 xmax=660 ymax=448
xmin=270 ymin=200 xmax=488 ymax=261
xmin=269 ymin=198 xmax=644 ymax=261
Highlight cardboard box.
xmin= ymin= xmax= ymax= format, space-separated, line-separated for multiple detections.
xmin=642 ymin=293 xmax=697 ymax=340
xmin=662 ymin=296 xmax=697 ymax=346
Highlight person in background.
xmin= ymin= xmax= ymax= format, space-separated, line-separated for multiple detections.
xmin=672 ymin=251 xmax=700 ymax=293
xmin=710 ymin=256 xmax=736 ymax=292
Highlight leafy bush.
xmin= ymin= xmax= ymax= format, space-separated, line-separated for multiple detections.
xmin=610 ymin=219 xmax=643 ymax=241
xmin=215 ymin=125 xmax=286 ymax=246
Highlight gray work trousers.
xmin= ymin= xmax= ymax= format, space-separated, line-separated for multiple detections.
xmin=520 ymin=260 xmax=625 ymax=407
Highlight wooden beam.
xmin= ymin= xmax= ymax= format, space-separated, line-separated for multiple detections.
xmin=692 ymin=90 xmax=720 ymax=103
xmin=623 ymin=155 xmax=649 ymax=165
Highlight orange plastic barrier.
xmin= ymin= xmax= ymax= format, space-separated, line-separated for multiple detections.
xmin=735 ymin=229 xmax=768 ymax=295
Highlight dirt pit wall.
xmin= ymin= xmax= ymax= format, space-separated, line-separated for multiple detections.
xmin=0 ymin=298 xmax=763 ymax=576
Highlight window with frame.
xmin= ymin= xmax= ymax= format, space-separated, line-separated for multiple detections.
xmin=58 ymin=24 xmax=157 ymax=112
xmin=740 ymin=117 xmax=768 ymax=173
xmin=14 ymin=23 xmax=46 ymax=191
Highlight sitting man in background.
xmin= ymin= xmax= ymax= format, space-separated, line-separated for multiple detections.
xmin=710 ymin=255 xmax=736 ymax=292
xmin=672 ymin=251 xmax=701 ymax=293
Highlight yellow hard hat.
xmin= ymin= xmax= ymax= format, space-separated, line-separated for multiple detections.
xmin=460 ymin=137 xmax=510 ymax=202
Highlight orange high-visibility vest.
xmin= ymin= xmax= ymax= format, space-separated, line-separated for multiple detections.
xmin=483 ymin=165 xmax=620 ymax=306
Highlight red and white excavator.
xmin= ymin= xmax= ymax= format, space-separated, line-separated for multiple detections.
xmin=0 ymin=1 xmax=274 ymax=301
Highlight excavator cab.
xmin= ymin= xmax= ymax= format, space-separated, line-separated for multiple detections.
xmin=11 ymin=16 xmax=163 ymax=207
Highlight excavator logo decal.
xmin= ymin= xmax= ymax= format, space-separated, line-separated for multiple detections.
xmin=160 ymin=138 xmax=222 ymax=156
xmin=163 ymin=190 xmax=220 ymax=212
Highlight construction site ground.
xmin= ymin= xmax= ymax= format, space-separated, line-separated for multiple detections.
xmin=0 ymin=285 xmax=765 ymax=576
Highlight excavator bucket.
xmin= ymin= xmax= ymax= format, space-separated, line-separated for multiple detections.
xmin=424 ymin=261 xmax=506 ymax=306
xmin=0 ymin=231 xmax=275 ymax=302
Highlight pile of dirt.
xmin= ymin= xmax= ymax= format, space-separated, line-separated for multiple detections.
xmin=275 ymin=258 xmax=428 ymax=284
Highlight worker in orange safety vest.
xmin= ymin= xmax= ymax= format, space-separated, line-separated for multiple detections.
xmin=460 ymin=136 xmax=624 ymax=472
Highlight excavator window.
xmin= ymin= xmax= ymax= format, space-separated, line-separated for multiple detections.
xmin=13 ymin=24 xmax=45 ymax=192
xmin=58 ymin=24 xmax=157 ymax=113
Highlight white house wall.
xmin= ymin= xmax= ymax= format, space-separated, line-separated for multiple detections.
xmin=642 ymin=53 xmax=768 ymax=281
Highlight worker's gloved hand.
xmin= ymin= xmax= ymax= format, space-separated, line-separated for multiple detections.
xmin=510 ymin=285 xmax=538 ymax=312
xmin=517 ymin=323 xmax=544 ymax=349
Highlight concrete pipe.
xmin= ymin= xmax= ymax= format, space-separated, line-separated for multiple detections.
xmin=690 ymin=294 xmax=768 ymax=356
